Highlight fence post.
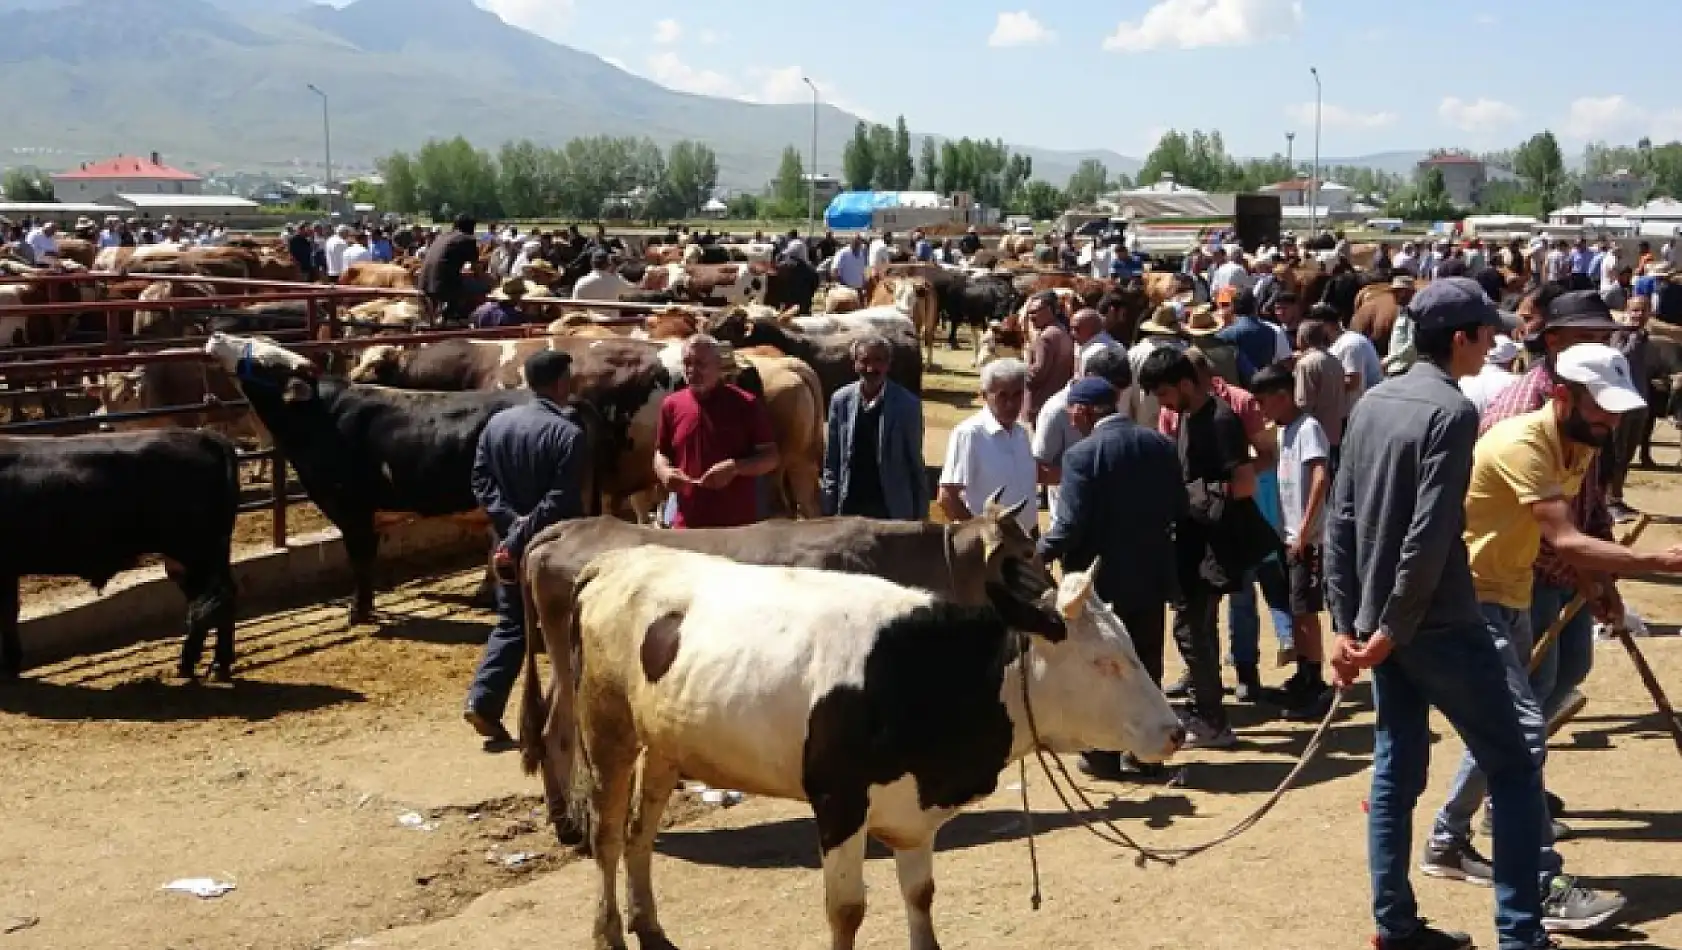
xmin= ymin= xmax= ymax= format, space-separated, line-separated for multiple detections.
xmin=271 ymin=449 xmax=289 ymax=549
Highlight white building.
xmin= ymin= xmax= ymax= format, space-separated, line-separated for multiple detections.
xmin=105 ymin=193 xmax=261 ymax=220
xmin=1416 ymin=153 xmax=1487 ymax=207
xmin=1548 ymin=202 xmax=1634 ymax=233
xmin=1259 ymin=177 xmax=1354 ymax=212
xmin=50 ymin=153 xmax=203 ymax=202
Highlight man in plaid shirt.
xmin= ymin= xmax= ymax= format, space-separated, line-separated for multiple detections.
xmin=1476 ymin=291 xmax=1620 ymax=762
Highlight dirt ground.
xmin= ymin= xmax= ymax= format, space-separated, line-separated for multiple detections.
xmin=3 ymin=348 xmax=1680 ymax=950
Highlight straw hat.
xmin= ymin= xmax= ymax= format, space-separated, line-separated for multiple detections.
xmin=489 ymin=276 xmax=529 ymax=301
xmin=523 ymin=260 xmax=559 ymax=284
xmin=1137 ymin=303 xmax=1182 ymax=336
xmin=1184 ymin=304 xmax=1222 ymax=335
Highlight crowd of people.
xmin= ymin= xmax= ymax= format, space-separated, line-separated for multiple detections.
xmin=1 ymin=213 xmax=239 ymax=265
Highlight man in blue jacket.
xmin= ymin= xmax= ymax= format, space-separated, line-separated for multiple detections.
xmin=465 ymin=350 xmax=587 ymax=745
xmin=1039 ymin=373 xmax=1187 ymax=779
xmin=821 ymin=335 xmax=928 ymax=520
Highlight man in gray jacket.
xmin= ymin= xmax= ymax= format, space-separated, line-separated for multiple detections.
xmin=821 ymin=335 xmax=928 ymax=520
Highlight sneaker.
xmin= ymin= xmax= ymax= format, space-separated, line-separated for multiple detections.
xmin=1608 ymin=501 xmax=1640 ymax=524
xmin=1181 ymin=716 xmax=1239 ymax=749
xmin=1370 ymin=922 xmax=1475 ymax=949
xmin=1541 ymin=876 xmax=1626 ymax=932
xmin=1235 ymin=664 xmax=1264 ymax=703
xmin=1546 ymin=690 xmax=1588 ymax=736
xmin=1477 ymin=810 xmax=1573 ymax=841
xmin=1164 ymin=674 xmax=1193 ymax=699
xmin=1281 ymin=681 xmax=1334 ymax=721
xmin=1419 ymin=840 xmax=1493 ymax=886
xmin=463 ymin=707 xmax=515 ymax=747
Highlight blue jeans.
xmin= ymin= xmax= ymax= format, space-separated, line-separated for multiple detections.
xmin=1370 ymin=609 xmax=1550 ymax=950
xmin=1529 ymin=581 xmax=1595 ymax=721
xmin=466 ymin=579 xmax=526 ymax=721
xmin=1228 ymin=469 xmax=1294 ymax=665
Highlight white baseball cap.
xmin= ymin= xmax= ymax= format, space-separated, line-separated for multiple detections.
xmin=1486 ymin=334 xmax=1519 ymax=365
xmin=1554 ymin=343 xmax=1646 ymax=413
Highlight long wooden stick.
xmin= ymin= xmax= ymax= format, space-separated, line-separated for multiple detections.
xmin=1610 ymin=626 xmax=1682 ymax=760
xmin=1527 ymin=514 xmax=1650 ymax=675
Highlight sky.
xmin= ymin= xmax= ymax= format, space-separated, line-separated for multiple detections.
xmin=460 ymin=0 xmax=1682 ymax=160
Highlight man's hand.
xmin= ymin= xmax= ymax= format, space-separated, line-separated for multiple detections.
xmin=1288 ymin=538 xmax=1306 ymax=563
xmin=699 ymin=459 xmax=739 ymax=490
xmin=1648 ymin=544 xmax=1682 ymax=573
xmin=1588 ymin=580 xmax=1625 ymax=626
xmin=1329 ymin=631 xmax=1394 ymax=688
xmin=659 ymin=468 xmax=692 ymax=492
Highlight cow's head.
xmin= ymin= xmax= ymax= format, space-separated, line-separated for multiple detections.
xmin=84 ymin=369 xmax=144 ymax=415
xmin=1007 ymin=558 xmax=1184 ymax=763
xmin=203 ymin=332 xmax=318 ymax=403
xmin=346 ymin=344 xmax=404 ymax=385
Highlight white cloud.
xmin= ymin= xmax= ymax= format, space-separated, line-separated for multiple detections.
xmin=645 ymin=51 xmax=736 ymax=98
xmin=1283 ymin=101 xmax=1397 ymax=130
xmin=697 ymin=28 xmax=722 ymax=44
xmin=1557 ymin=94 xmax=1682 ymax=142
xmin=653 ymin=18 xmax=681 ymax=44
xmin=1438 ymin=96 xmax=1520 ymax=131
xmin=1103 ymin=0 xmax=1302 ymax=52
xmin=988 ymin=11 xmax=1055 ymax=48
xmin=475 ymin=0 xmax=574 ymax=43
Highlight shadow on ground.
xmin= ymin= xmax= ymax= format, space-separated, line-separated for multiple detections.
xmin=0 ymin=675 xmax=365 ymax=722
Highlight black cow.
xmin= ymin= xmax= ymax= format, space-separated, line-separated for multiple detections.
xmin=709 ymin=309 xmax=922 ymax=400
xmin=762 ymin=258 xmax=821 ymax=314
xmin=943 ymin=273 xmax=1018 ymax=349
xmin=203 ymin=333 xmax=535 ymax=626
xmin=1 ymin=430 xmax=240 ymax=680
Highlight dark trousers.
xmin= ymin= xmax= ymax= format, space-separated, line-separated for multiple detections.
xmin=1172 ymin=581 xmax=1226 ymax=726
xmin=1602 ymin=407 xmax=1646 ymax=504
xmin=1121 ymin=604 xmax=1167 ymax=686
xmin=466 ymin=579 xmax=525 ymax=721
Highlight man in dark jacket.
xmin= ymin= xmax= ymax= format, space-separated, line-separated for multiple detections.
xmin=420 ymin=214 xmax=483 ymax=326
xmin=821 ymin=335 xmax=928 ymax=519
xmin=465 ymin=350 xmax=586 ymax=744
xmin=1039 ymin=372 xmax=1186 ymax=778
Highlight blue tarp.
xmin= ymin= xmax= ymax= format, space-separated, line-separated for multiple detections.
xmin=824 ymin=191 xmax=900 ymax=230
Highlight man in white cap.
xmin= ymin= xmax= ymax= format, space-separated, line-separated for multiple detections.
xmin=323 ymin=224 xmax=351 ymax=280
xmin=1457 ymin=334 xmax=1520 ymax=413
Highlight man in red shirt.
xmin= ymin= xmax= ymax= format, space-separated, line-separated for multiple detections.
xmin=655 ymin=335 xmax=779 ymax=528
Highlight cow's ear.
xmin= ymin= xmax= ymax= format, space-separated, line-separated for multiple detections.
xmin=985 ymin=581 xmax=1067 ymax=642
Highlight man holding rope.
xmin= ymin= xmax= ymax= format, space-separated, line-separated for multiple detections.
xmin=1326 ymin=278 xmax=1548 ymax=950
xmin=1414 ymin=338 xmax=1682 ymax=933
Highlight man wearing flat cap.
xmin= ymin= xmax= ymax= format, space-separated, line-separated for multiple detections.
xmin=1039 ymin=371 xmax=1186 ymax=780
xmin=466 ymin=350 xmax=587 ymax=746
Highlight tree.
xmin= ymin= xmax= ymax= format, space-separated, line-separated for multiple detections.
xmin=1065 ymin=159 xmax=1109 ymax=206
xmin=1019 ymin=180 xmax=1065 ymax=220
xmin=867 ymin=123 xmax=896 ymax=190
xmin=2 ymin=167 xmax=52 ymax=202
xmin=1513 ymin=131 xmax=1567 ymax=214
xmin=769 ymin=145 xmax=807 ymax=218
xmin=375 ymin=152 xmax=418 ymax=213
xmin=725 ymin=192 xmax=761 ymax=219
xmin=842 ymin=122 xmax=875 ymax=191
xmin=413 ymin=136 xmax=501 ymax=219
xmin=1386 ymin=166 xmax=1457 ymax=222
xmin=665 ymin=140 xmax=719 ymax=217
xmin=916 ymin=138 xmax=940 ymax=191
xmin=346 ymin=179 xmax=381 ymax=206
xmin=497 ymin=139 xmax=545 ymax=218
xmin=938 ymin=140 xmax=961 ymax=195
xmin=890 ymin=116 xmax=915 ymax=190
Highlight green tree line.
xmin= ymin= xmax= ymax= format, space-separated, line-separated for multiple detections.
xmin=376 ymin=135 xmax=720 ymax=221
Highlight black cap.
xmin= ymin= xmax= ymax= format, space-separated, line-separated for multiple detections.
xmin=524 ymin=350 xmax=573 ymax=389
xmin=590 ymin=249 xmax=611 ymax=267
xmin=1410 ymin=276 xmax=1502 ymax=332
xmin=1066 ymin=376 xmax=1118 ymax=407
xmin=1471 ymin=266 xmax=1506 ymax=303
xmin=1544 ymin=289 xmax=1622 ymax=333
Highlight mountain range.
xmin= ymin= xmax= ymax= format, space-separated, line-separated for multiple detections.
xmin=0 ymin=0 xmax=1428 ymax=191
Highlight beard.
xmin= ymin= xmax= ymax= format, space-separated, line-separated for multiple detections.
xmin=1562 ymin=405 xmax=1615 ymax=449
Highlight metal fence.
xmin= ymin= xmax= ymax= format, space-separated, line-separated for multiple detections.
xmin=0 ymin=273 xmax=717 ymax=548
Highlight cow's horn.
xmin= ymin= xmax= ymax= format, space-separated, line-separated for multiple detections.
xmin=984 ymin=486 xmax=1006 ymax=511
xmin=1002 ymin=495 xmax=1029 ymax=521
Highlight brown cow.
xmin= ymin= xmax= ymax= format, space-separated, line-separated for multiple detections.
xmin=740 ymin=352 xmax=824 ymax=518
xmin=134 ymin=280 xmax=216 ymax=337
xmin=515 ymin=494 xmax=1046 ymax=843
xmin=866 ymin=274 xmax=940 ymax=368
xmin=85 ymin=352 xmax=272 ymax=476
xmin=339 ymin=261 xmax=419 ymax=289
xmin=1351 ymin=281 xmax=1413 ymax=355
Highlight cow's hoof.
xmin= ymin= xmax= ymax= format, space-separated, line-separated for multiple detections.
xmin=212 ymin=666 xmax=234 ymax=684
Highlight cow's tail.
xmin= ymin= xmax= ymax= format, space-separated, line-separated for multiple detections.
xmin=517 ymin=565 xmax=549 ymax=777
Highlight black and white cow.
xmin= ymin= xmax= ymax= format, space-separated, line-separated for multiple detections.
xmin=554 ymin=545 xmax=1182 ymax=950
xmin=202 ymin=333 xmax=538 ymax=626
xmin=0 ymin=429 xmax=241 ymax=680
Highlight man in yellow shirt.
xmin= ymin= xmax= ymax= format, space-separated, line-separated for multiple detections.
xmin=1421 ymin=343 xmax=1682 ymax=934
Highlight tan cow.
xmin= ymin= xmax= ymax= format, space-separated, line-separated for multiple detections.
xmin=740 ymin=352 xmax=824 ymax=519
xmin=824 ymin=285 xmax=861 ymax=313
xmin=866 ymin=274 xmax=940 ymax=368
xmin=339 ymin=261 xmax=418 ymax=289
xmin=86 ymin=352 xmax=272 ymax=476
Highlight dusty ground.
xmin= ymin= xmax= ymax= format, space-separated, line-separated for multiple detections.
xmin=3 ymin=348 xmax=1680 ymax=950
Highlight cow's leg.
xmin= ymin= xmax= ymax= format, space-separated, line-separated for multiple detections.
xmin=894 ymin=842 xmax=941 ymax=950
xmin=341 ymin=520 xmax=380 ymax=626
xmin=207 ymin=564 xmax=238 ymax=682
xmin=818 ymin=824 xmax=870 ymax=950
xmin=1 ymin=575 xmax=20 ymax=681
xmin=624 ymin=753 xmax=682 ymax=950
xmin=1641 ymin=390 xmax=1661 ymax=468
xmin=587 ymin=725 xmax=637 ymax=950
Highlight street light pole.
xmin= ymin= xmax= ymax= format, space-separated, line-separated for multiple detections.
xmin=1309 ymin=67 xmax=1321 ymax=237
xmin=803 ymin=77 xmax=818 ymax=234
xmin=307 ymin=84 xmax=333 ymax=215
xmin=1285 ymin=131 xmax=1295 ymax=175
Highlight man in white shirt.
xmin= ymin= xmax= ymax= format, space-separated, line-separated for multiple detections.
xmin=939 ymin=357 xmax=1038 ymax=534
xmin=571 ymin=250 xmax=630 ymax=301
xmin=782 ymin=229 xmax=809 ymax=264
xmin=1033 ymin=348 xmax=1132 ymax=512
xmin=867 ymin=232 xmax=894 ymax=272
xmin=1665 ymin=229 xmax=1682 ymax=267
xmin=341 ymin=231 xmax=372 ymax=270
xmin=24 ymin=221 xmax=58 ymax=264
xmin=1544 ymin=239 xmax=1570 ymax=284
xmin=97 ymin=216 xmax=122 ymax=249
xmin=1393 ymin=241 xmax=1418 ymax=276
xmin=833 ymin=235 xmax=868 ymax=290
xmin=323 ymin=225 xmax=351 ymax=279
xmin=1208 ymin=247 xmax=1250 ymax=297
xmin=1457 ymin=334 xmax=1519 ymax=413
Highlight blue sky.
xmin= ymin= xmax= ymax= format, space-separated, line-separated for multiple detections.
xmin=463 ymin=0 xmax=1682 ymax=159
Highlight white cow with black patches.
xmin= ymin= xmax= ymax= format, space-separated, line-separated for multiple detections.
xmin=560 ymin=545 xmax=1182 ymax=950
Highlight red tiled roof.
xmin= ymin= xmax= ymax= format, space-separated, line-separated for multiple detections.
xmin=1418 ymin=154 xmax=1483 ymax=166
xmin=52 ymin=156 xmax=200 ymax=181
